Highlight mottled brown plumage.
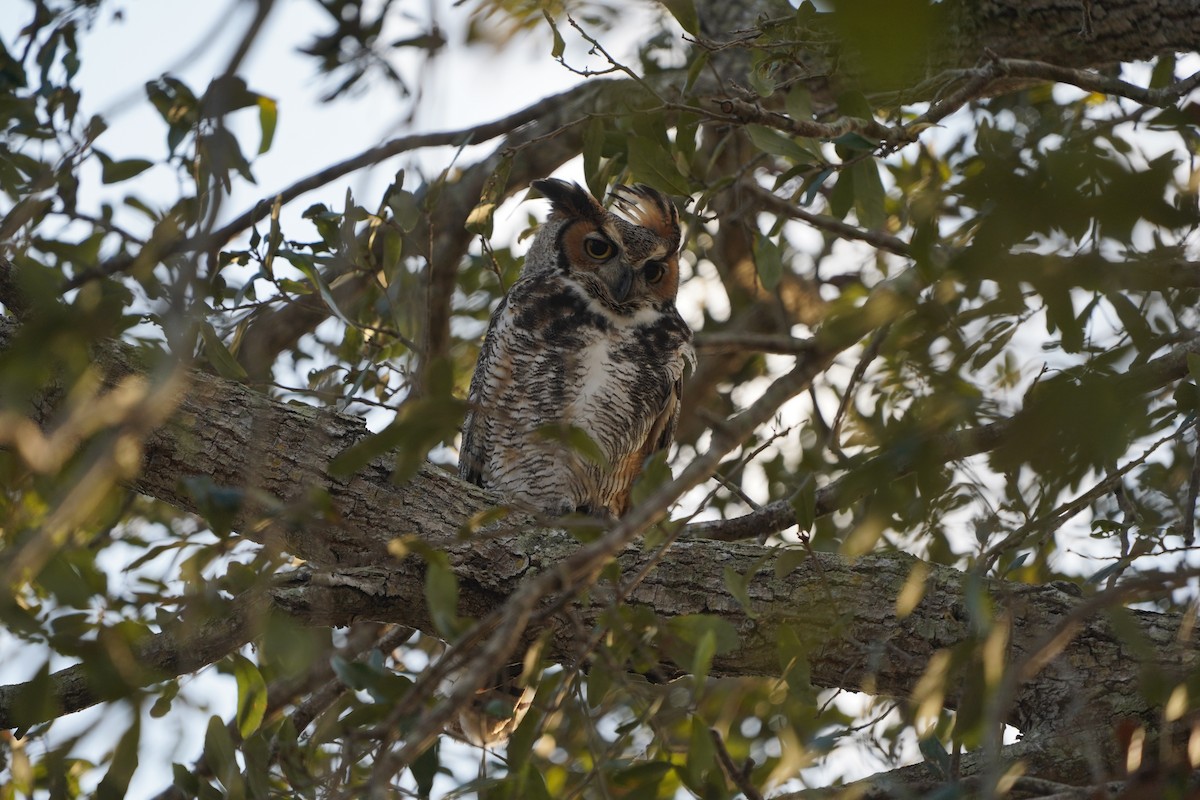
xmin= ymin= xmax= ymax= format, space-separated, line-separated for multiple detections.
xmin=459 ymin=179 xmax=692 ymax=518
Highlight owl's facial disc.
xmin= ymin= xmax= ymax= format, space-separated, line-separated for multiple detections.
xmin=597 ymin=260 xmax=634 ymax=303
xmin=584 ymin=231 xmax=633 ymax=303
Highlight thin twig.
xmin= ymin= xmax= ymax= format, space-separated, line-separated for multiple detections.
xmin=1185 ymin=429 xmax=1200 ymax=546
xmin=64 ymin=86 xmax=596 ymax=291
xmin=746 ymin=184 xmax=913 ymax=256
xmin=689 ymin=336 xmax=1200 ymax=544
xmin=980 ymin=420 xmax=1194 ymax=572
xmin=695 ymin=331 xmax=817 ymax=355
xmin=710 ymin=727 xmax=765 ymax=800
xmin=827 ymin=324 xmax=890 ymax=453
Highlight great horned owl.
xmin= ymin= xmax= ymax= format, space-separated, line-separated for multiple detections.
xmin=459 ymin=178 xmax=693 ymax=519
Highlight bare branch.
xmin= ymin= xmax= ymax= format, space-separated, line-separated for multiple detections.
xmin=745 ymin=185 xmax=913 ymax=257
xmin=686 ymin=332 xmax=1200 ymax=543
xmin=694 ymin=331 xmax=818 ymax=355
xmin=64 ymin=83 xmax=605 ymax=292
xmin=711 ymin=727 xmax=766 ymax=800
xmin=0 ymin=592 xmax=263 ymax=730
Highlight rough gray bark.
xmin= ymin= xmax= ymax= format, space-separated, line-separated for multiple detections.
xmin=945 ymin=0 xmax=1200 ymax=70
xmin=2 ymin=315 xmax=1197 ymax=790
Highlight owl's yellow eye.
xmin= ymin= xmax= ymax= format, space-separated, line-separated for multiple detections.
xmin=644 ymin=261 xmax=666 ymax=284
xmin=583 ymin=236 xmax=615 ymax=261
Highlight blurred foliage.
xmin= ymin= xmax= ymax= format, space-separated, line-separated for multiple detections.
xmin=1 ymin=0 xmax=1200 ymax=797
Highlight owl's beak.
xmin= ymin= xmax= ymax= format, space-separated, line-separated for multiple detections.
xmin=599 ymin=262 xmax=634 ymax=303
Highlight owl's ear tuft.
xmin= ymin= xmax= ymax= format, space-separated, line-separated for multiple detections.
xmin=531 ymin=179 xmax=605 ymax=221
xmin=611 ymin=184 xmax=681 ymax=252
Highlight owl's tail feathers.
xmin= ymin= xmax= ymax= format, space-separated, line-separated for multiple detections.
xmin=447 ymin=670 xmax=538 ymax=748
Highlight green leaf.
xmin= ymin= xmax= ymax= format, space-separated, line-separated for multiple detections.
xmin=411 ymin=738 xmax=440 ymax=797
xmin=774 ymin=546 xmax=808 ymax=579
xmin=684 ymin=51 xmax=709 ymax=94
xmin=203 ymin=715 xmax=244 ymax=797
xmin=0 ymin=196 xmax=53 ymax=240
xmin=535 ymin=423 xmax=609 ymax=468
xmin=587 ymin=657 xmax=614 ymax=708
xmin=661 ymin=0 xmax=699 ymax=34
xmin=465 ymin=155 xmax=511 ymax=238
xmin=256 ymin=95 xmax=277 ymax=154
xmin=1172 ymin=380 xmax=1198 ymax=414
xmin=1044 ymin=285 xmax=1083 ymax=353
xmin=150 ymin=679 xmax=182 ymax=718
xmin=331 ymin=657 xmax=372 ymax=695
xmin=386 ymin=183 xmax=422 ymax=232
xmin=583 ymin=116 xmax=607 ymax=198
xmin=778 ymin=626 xmax=815 ymax=699
xmin=833 ymin=131 xmax=878 ymax=153
xmin=543 ymin=11 xmax=565 ymax=58
xmin=10 ymin=663 xmax=56 ymax=732
xmin=747 ymin=124 xmax=811 ymax=164
xmin=723 ymin=564 xmax=758 ymax=619
xmin=610 ymin=761 xmax=673 ymax=796
xmin=630 ymin=448 xmax=673 ymax=509
xmin=684 ymin=716 xmax=716 ymax=790
xmin=1187 ymin=352 xmax=1200 ymax=384
xmin=785 ymin=84 xmax=814 ymax=121
xmin=693 ymin=629 xmax=717 ymax=687
xmin=1150 ymin=52 xmax=1177 ymax=89
xmin=666 ymin=614 xmax=739 ymax=654
xmin=1105 ymin=292 xmax=1153 ymax=350
xmin=291 ymin=259 xmax=353 ymax=326
xmin=331 ymin=407 xmax=456 ymax=482
xmin=627 ymin=136 xmax=691 ymax=196
xmin=789 ymin=475 xmax=817 ymax=531
xmin=201 ymin=75 xmax=261 ymax=116
xmin=199 ymin=320 xmax=249 ymax=381
xmin=748 ymin=61 xmax=776 ymax=97
xmin=329 ymin=384 xmax=466 ymax=483
xmin=242 ymin=732 xmax=271 ymax=800
xmin=145 ymin=76 xmax=198 ymax=127
xmin=1086 ymin=560 xmax=1124 ymax=585
xmin=172 ymin=763 xmax=201 ymax=796
xmin=919 ymin=734 xmax=951 ymax=779
xmin=518 ymin=762 xmax=554 ymax=800
xmin=232 ymin=653 xmax=268 ymax=739
xmin=201 ymin=126 xmax=255 ymax=189
xmin=425 ymin=555 xmax=462 ymax=638
xmin=98 ymin=152 xmax=154 ymax=184
xmin=664 ymin=614 xmax=738 ymax=688
xmin=752 ymin=233 xmax=784 ymax=292
xmin=850 ymin=158 xmax=886 ymax=229
xmin=182 ymin=475 xmax=245 ymax=536
xmin=802 ymin=167 xmax=834 ymax=206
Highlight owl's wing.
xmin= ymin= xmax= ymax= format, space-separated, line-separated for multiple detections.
xmin=612 ymin=365 xmax=686 ymax=516
xmin=459 ymin=294 xmax=512 ymax=486
xmin=642 ymin=373 xmax=683 ymax=461
xmin=643 ymin=337 xmax=694 ymax=461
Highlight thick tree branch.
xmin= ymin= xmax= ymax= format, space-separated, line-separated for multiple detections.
xmin=0 ymin=317 xmax=1197 ymax=789
xmin=940 ymin=0 xmax=1200 ymax=72
xmin=0 ymin=591 xmax=263 ymax=730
